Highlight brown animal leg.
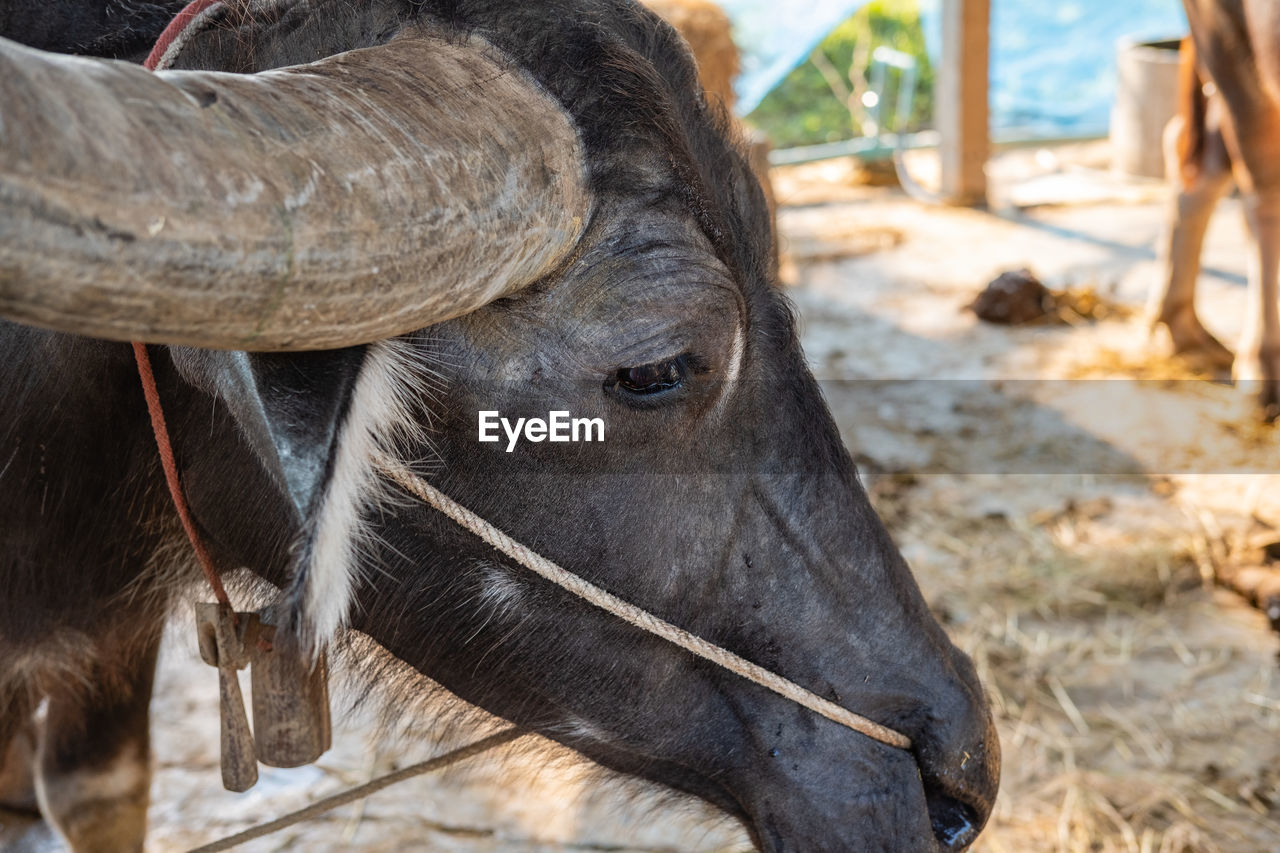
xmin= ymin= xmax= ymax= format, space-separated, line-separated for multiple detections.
xmin=0 ymin=692 xmax=38 ymax=815
xmin=1152 ymin=112 xmax=1235 ymax=369
xmin=1236 ymin=189 xmax=1280 ymax=419
xmin=33 ymin=636 xmax=160 ymax=853
xmin=0 ymin=717 xmax=46 ymax=852
xmin=0 ymin=723 xmax=38 ymax=816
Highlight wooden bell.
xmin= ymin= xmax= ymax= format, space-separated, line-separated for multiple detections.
xmin=249 ymin=607 xmax=332 ymax=768
xmin=195 ymin=602 xmax=259 ymax=792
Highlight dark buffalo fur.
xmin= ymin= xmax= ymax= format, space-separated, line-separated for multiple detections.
xmin=0 ymin=0 xmax=188 ymax=58
xmin=0 ymin=2 xmax=1000 ymax=850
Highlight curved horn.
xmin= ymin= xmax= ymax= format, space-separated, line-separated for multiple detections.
xmin=0 ymin=26 xmax=590 ymax=350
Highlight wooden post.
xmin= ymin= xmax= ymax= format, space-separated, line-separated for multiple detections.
xmin=938 ymin=0 xmax=990 ymax=206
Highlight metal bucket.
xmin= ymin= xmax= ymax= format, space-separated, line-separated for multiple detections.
xmin=1111 ymin=37 xmax=1184 ymax=179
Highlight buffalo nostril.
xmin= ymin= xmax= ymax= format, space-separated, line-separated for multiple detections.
xmin=924 ymin=786 xmax=980 ymax=850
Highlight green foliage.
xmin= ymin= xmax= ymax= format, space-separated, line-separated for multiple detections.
xmin=746 ymin=0 xmax=934 ymax=149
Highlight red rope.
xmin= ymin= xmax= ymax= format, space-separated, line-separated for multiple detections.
xmin=135 ymin=0 xmax=233 ymax=608
xmin=143 ymin=0 xmax=223 ymax=70
xmin=132 ymin=343 xmax=233 ymax=608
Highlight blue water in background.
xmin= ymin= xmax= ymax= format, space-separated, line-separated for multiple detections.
xmin=722 ymin=0 xmax=1188 ymax=138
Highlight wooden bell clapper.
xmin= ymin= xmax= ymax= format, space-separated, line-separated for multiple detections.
xmin=195 ymin=603 xmax=332 ymax=792
xmin=195 ymin=602 xmax=260 ymax=792
xmin=250 ymin=605 xmax=332 ymax=769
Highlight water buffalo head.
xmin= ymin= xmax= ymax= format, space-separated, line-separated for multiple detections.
xmin=0 ymin=0 xmax=999 ymax=848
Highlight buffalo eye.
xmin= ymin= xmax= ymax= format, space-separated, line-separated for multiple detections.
xmin=611 ymin=356 xmax=688 ymax=397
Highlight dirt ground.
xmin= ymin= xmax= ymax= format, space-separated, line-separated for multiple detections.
xmin=8 ymin=143 xmax=1280 ymax=852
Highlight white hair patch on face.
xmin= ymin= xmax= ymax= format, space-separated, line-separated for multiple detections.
xmin=712 ymin=322 xmax=746 ymax=417
xmin=474 ymin=560 xmax=525 ymax=616
xmin=297 ymin=337 xmax=445 ymax=645
xmin=554 ymin=714 xmax=612 ymax=746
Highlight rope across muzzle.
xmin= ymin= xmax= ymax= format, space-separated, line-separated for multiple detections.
xmin=372 ymin=451 xmax=913 ymax=751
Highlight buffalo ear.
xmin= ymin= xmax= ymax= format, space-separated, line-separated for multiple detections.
xmin=170 ymin=347 xmax=366 ymax=522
